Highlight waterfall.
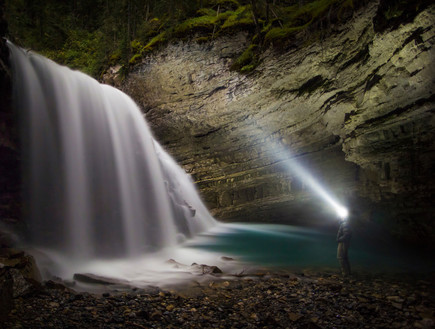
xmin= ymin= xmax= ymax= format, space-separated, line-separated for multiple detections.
xmin=7 ymin=42 xmax=216 ymax=268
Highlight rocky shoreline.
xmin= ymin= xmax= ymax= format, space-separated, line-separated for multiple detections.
xmin=3 ymin=267 xmax=434 ymax=329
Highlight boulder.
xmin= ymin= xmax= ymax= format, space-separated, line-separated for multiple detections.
xmin=0 ymin=249 xmax=42 ymax=300
xmin=0 ymin=248 xmax=42 ymax=282
xmin=190 ymin=263 xmax=223 ymax=275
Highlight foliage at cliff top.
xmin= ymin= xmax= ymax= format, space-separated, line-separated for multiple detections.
xmin=4 ymin=0 xmax=431 ymax=77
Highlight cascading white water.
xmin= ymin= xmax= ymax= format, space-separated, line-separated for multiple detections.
xmin=7 ymin=42 xmax=216 ymax=270
xmin=9 ymin=43 xmax=404 ymax=287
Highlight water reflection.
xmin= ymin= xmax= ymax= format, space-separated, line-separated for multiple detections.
xmin=187 ymin=223 xmax=434 ymax=273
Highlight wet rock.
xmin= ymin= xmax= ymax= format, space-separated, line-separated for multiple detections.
xmin=150 ymin=309 xmax=162 ymax=320
xmin=0 ymin=249 xmax=41 ymax=282
xmin=289 ymin=312 xmax=303 ymax=322
xmin=190 ymin=263 xmax=223 ymax=275
xmin=9 ymin=268 xmax=39 ymax=297
xmin=166 ymin=259 xmax=186 ymax=269
xmin=101 ymin=64 xmax=123 ymax=87
xmin=167 ymin=259 xmax=223 ymax=276
xmin=73 ymin=273 xmax=131 ymax=286
xmin=166 ymin=304 xmax=175 ymax=312
xmin=44 ymin=280 xmax=72 ymax=291
xmin=0 ymin=267 xmax=13 ymax=321
xmin=2 ymin=269 xmax=434 ymax=329
xmin=391 ymin=302 xmax=403 ymax=310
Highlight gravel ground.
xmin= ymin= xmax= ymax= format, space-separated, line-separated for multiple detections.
xmin=3 ymin=269 xmax=435 ymax=329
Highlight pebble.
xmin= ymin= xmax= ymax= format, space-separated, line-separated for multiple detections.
xmin=3 ymin=270 xmax=434 ymax=329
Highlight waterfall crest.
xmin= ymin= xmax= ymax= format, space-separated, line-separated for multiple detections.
xmin=7 ymin=42 xmax=216 ymax=264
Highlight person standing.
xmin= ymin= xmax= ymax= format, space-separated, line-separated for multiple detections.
xmin=336 ymin=216 xmax=352 ymax=277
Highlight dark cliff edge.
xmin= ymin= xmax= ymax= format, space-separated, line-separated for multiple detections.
xmin=0 ymin=2 xmax=21 ymax=248
xmin=0 ymin=2 xmax=19 ymax=322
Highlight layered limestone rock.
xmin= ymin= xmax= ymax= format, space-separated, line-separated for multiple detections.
xmin=122 ymin=1 xmax=435 ymax=247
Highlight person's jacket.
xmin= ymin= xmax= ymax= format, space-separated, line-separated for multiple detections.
xmin=337 ymin=220 xmax=352 ymax=243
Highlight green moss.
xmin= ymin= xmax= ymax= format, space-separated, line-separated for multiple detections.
xmin=130 ymin=39 xmax=143 ymax=53
xmin=143 ymin=31 xmax=167 ymax=51
xmin=221 ymin=5 xmax=255 ymax=31
xmin=261 ymin=21 xmax=273 ymax=34
xmin=240 ymin=64 xmax=256 ymax=73
xmin=264 ymin=25 xmax=305 ymax=43
xmin=108 ymin=51 xmax=121 ymax=65
xmin=174 ymin=15 xmax=218 ymax=35
xmin=129 ymin=53 xmax=142 ymax=65
xmin=194 ymin=36 xmax=212 ymax=43
xmin=129 ymin=39 xmax=144 ymax=65
xmin=216 ymin=11 xmax=233 ymax=22
xmin=6 ymin=0 xmax=366 ymax=78
xmin=171 ymin=10 xmax=235 ymax=39
xmin=231 ymin=43 xmax=258 ymax=72
xmin=197 ymin=8 xmax=217 ymax=16
xmin=263 ymin=0 xmax=348 ymax=44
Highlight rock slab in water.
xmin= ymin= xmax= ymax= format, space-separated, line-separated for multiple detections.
xmin=190 ymin=263 xmax=223 ymax=275
xmin=166 ymin=259 xmax=223 ymax=275
xmin=73 ymin=273 xmax=131 ymax=286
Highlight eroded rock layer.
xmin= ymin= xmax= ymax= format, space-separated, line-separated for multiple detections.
xmin=122 ymin=1 xmax=435 ymax=247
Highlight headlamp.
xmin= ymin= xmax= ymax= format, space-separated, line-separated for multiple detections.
xmin=336 ymin=206 xmax=349 ymax=220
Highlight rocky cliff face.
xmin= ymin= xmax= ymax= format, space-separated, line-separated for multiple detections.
xmin=121 ymin=1 xmax=435 ymax=247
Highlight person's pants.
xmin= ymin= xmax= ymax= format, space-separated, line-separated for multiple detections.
xmin=337 ymin=242 xmax=351 ymax=276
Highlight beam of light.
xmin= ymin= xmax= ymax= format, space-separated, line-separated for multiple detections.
xmin=284 ymin=157 xmax=347 ymax=218
xmin=233 ymin=114 xmax=349 ymax=221
xmin=269 ymin=138 xmax=348 ymax=221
